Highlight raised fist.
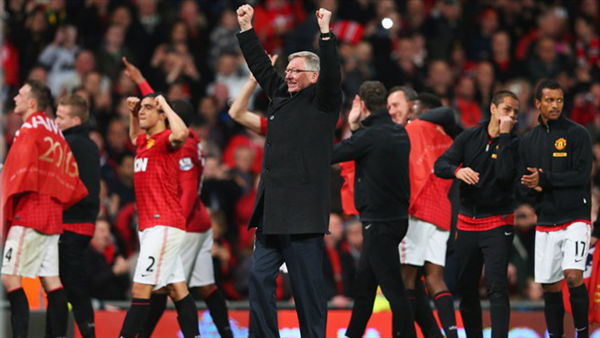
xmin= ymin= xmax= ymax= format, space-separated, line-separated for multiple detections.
xmin=316 ymin=8 xmax=332 ymax=33
xmin=237 ymin=5 xmax=254 ymax=32
xmin=127 ymin=97 xmax=141 ymax=117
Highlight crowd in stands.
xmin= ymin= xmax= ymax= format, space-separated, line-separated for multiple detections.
xmin=2 ymin=0 xmax=600 ymax=305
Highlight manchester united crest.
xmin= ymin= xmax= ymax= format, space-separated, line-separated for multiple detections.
xmin=554 ymin=138 xmax=566 ymax=151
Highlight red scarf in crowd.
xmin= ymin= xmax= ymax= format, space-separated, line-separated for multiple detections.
xmin=1 ymin=112 xmax=88 ymax=237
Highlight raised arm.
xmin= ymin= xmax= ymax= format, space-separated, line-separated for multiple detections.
xmin=315 ymin=8 xmax=342 ymax=113
xmin=236 ymin=4 xmax=284 ymax=99
xmin=156 ymin=95 xmax=189 ymax=149
xmin=127 ymin=97 xmax=142 ymax=145
xmin=228 ymin=76 xmax=263 ymax=134
xmin=123 ymin=57 xmax=154 ymax=95
xmin=228 ymin=55 xmax=277 ymax=135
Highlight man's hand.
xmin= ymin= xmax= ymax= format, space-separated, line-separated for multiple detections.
xmin=155 ymin=95 xmax=169 ymax=111
xmin=127 ymin=97 xmax=141 ymax=117
xmin=521 ymin=167 xmax=540 ymax=188
xmin=316 ymin=8 xmax=332 ymax=33
xmin=122 ymin=57 xmax=145 ymax=84
xmin=499 ymin=115 xmax=515 ymax=134
xmin=237 ymin=4 xmax=254 ymax=32
xmin=456 ymin=167 xmax=480 ymax=185
xmin=348 ymin=95 xmax=362 ymax=131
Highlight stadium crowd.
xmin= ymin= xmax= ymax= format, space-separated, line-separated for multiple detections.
xmin=2 ymin=0 xmax=600 ymax=307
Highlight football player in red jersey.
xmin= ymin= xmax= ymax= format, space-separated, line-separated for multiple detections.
xmin=118 ymin=93 xmax=200 ymax=338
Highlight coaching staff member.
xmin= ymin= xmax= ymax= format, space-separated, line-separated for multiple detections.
xmin=55 ymin=94 xmax=100 ymax=338
xmin=519 ymin=79 xmax=593 ymax=337
xmin=332 ymin=82 xmax=415 ymax=338
xmin=434 ymin=91 xmax=520 ymax=338
xmin=236 ymin=4 xmax=342 ymax=338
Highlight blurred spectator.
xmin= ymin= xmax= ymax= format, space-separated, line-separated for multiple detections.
xmin=212 ymin=52 xmax=249 ymax=102
xmin=86 ymin=217 xmax=131 ymax=300
xmin=38 ymin=24 xmax=80 ymax=96
xmin=60 ymin=49 xmax=97 ymax=94
xmin=571 ymin=82 xmax=600 ymax=128
xmin=322 ymin=213 xmax=355 ymax=307
xmin=424 ymin=0 xmax=464 ymax=61
xmin=473 ymin=61 xmax=495 ymax=111
xmin=424 ymin=59 xmax=453 ymax=99
xmin=345 ymin=218 xmax=363 ymax=268
xmin=453 ymin=75 xmax=482 ymax=128
xmin=526 ymin=36 xmax=571 ymax=84
xmin=77 ymin=0 xmax=111 ymax=49
xmin=253 ymin=0 xmax=306 ymax=54
xmin=209 ymin=9 xmax=241 ymax=70
xmin=465 ymin=8 xmax=499 ymax=61
xmin=491 ymin=31 xmax=521 ymax=84
xmin=96 ymin=25 xmax=137 ymax=81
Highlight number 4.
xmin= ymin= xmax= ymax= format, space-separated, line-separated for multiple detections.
xmin=4 ymin=248 xmax=12 ymax=262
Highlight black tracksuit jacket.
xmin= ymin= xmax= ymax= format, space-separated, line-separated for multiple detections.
xmin=63 ymin=125 xmax=100 ymax=224
xmin=518 ymin=115 xmax=592 ymax=226
xmin=434 ymin=120 xmax=519 ymax=218
xmin=331 ymin=110 xmax=410 ymax=222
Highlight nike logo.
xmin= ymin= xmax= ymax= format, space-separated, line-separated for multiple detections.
xmin=365 ymin=224 xmax=372 ymax=230
xmin=141 ymin=274 xmax=150 ymax=277
xmin=575 ymin=258 xmax=583 ymax=263
xmin=504 ymin=232 xmax=512 ymax=236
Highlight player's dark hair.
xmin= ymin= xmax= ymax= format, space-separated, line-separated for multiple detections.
xmin=358 ymin=81 xmax=387 ymax=112
xmin=534 ymin=79 xmax=562 ymax=101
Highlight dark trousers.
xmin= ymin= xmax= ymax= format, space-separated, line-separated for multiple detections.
xmin=346 ymin=220 xmax=416 ymax=338
xmin=454 ymin=225 xmax=513 ymax=338
xmin=59 ymin=231 xmax=95 ymax=337
xmin=249 ymin=229 xmax=326 ymax=338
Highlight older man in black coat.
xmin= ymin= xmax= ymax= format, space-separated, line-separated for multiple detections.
xmin=237 ymin=4 xmax=342 ymax=338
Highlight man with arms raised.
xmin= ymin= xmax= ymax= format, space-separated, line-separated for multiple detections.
xmin=237 ymin=4 xmax=342 ymax=337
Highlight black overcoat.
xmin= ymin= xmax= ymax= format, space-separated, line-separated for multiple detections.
xmin=237 ymin=29 xmax=342 ymax=235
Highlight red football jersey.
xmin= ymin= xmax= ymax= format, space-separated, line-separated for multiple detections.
xmin=12 ymin=193 xmax=63 ymax=234
xmin=178 ymin=131 xmax=211 ymax=233
xmin=134 ymin=130 xmax=185 ymax=231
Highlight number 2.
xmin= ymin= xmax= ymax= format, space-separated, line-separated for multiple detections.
xmin=146 ymin=256 xmax=155 ymax=272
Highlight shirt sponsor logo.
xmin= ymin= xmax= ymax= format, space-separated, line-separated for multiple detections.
xmin=553 ymin=152 xmax=567 ymax=157
xmin=179 ymin=157 xmax=193 ymax=171
xmin=134 ymin=158 xmax=149 ymax=172
xmin=555 ymin=138 xmax=567 ymax=150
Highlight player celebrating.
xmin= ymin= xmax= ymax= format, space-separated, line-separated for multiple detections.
xmin=122 ymin=57 xmax=233 ymax=337
xmin=2 ymin=81 xmax=88 ymax=338
xmin=118 ymin=93 xmax=199 ymax=338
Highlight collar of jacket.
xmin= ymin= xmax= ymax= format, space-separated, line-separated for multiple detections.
xmin=537 ymin=112 xmax=566 ymax=129
xmin=62 ymin=124 xmax=89 ymax=136
xmin=361 ymin=109 xmax=393 ymax=127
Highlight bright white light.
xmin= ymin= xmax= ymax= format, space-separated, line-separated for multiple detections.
xmin=381 ymin=18 xmax=393 ymax=30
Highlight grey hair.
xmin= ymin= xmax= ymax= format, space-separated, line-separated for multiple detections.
xmin=389 ymin=86 xmax=418 ymax=101
xmin=288 ymin=51 xmax=320 ymax=73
